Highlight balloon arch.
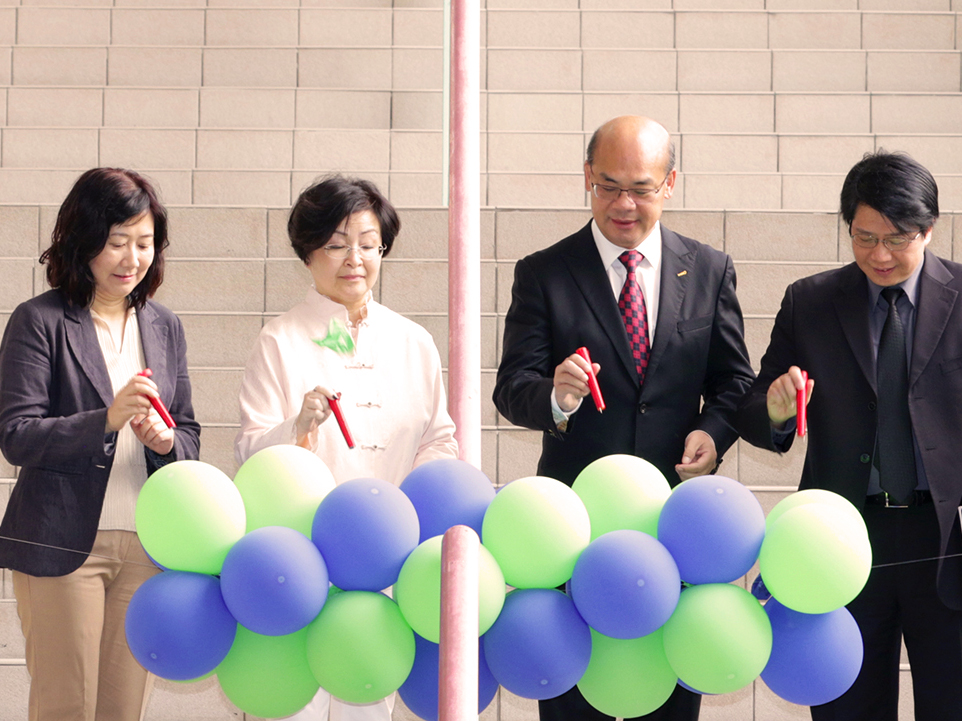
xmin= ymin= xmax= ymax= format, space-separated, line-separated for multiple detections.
xmin=127 ymin=449 xmax=869 ymax=719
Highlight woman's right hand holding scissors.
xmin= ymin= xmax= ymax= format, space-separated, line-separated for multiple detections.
xmin=295 ymin=385 xmax=335 ymax=448
xmin=106 ymin=374 xmax=158 ymax=433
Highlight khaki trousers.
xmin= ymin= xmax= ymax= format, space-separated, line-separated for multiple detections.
xmin=13 ymin=530 xmax=160 ymax=721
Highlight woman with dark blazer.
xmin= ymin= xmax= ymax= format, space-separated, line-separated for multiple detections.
xmin=0 ymin=168 xmax=201 ymax=721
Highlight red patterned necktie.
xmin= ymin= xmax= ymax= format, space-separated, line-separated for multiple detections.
xmin=618 ymin=250 xmax=650 ymax=384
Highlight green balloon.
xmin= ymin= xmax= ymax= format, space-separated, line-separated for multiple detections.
xmin=234 ymin=444 xmax=336 ymax=537
xmin=481 ymin=476 xmax=591 ymax=588
xmin=578 ymin=628 xmax=677 ymax=718
xmin=306 ymin=591 xmax=415 ymax=704
xmin=572 ymin=454 xmax=671 ymax=540
xmin=217 ymin=626 xmax=319 ymax=718
xmin=394 ymin=535 xmax=506 ymax=643
xmin=662 ymin=584 xmax=771 ymax=694
xmin=136 ymin=460 xmax=246 ymax=575
xmin=765 ymin=489 xmax=863 ymax=532
xmin=759 ymin=504 xmax=871 ymax=614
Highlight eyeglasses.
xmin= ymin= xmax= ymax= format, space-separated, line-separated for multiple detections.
xmin=851 ymin=231 xmax=922 ymax=253
xmin=590 ymin=175 xmax=669 ymax=204
xmin=321 ymin=244 xmax=386 ymax=260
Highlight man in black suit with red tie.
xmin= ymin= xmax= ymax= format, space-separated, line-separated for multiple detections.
xmin=736 ymin=151 xmax=962 ymax=720
xmin=493 ymin=115 xmax=754 ymax=720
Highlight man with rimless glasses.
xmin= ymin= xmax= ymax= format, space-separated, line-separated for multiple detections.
xmin=736 ymin=151 xmax=962 ymax=720
xmin=494 ymin=116 xmax=754 ymax=721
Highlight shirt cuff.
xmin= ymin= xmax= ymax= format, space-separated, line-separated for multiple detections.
xmin=550 ymin=388 xmax=582 ymax=432
xmin=290 ymin=416 xmax=319 ymax=453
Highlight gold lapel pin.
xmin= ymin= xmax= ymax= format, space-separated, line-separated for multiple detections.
xmin=677 ymin=270 xmax=688 ymax=277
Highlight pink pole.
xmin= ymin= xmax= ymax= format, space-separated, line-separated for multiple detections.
xmin=447 ymin=0 xmax=482 ymax=469
xmin=439 ymin=525 xmax=480 ymax=720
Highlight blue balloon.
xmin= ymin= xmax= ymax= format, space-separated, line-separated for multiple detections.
xmin=312 ymin=477 xmax=420 ymax=591
xmin=482 ymin=588 xmax=591 ymax=700
xmin=400 ymin=459 xmax=495 ymax=543
xmin=220 ymin=526 xmax=329 ymax=635
xmin=656 ymin=475 xmax=765 ymax=584
xmin=569 ymin=530 xmax=680 ymax=639
xmin=399 ymin=633 xmax=499 ymax=721
xmin=762 ymin=598 xmax=863 ymax=706
xmin=125 ymin=571 xmax=237 ymax=680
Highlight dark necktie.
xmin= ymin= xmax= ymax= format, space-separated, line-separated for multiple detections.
xmin=875 ymin=286 xmax=917 ymax=503
xmin=617 ymin=250 xmax=650 ymax=385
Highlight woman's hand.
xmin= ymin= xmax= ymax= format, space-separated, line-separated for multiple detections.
xmin=295 ymin=385 xmax=334 ymax=448
xmin=131 ymin=410 xmax=175 ymax=455
xmin=106 ymin=374 xmax=157 ymax=433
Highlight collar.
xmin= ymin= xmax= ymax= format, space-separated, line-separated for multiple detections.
xmin=867 ymin=256 xmax=925 ymax=310
xmin=590 ymin=219 xmax=663 ymax=273
xmin=307 ymin=287 xmax=373 ymax=326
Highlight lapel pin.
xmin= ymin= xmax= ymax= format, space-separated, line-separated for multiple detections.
xmin=677 ymin=270 xmax=688 ymax=277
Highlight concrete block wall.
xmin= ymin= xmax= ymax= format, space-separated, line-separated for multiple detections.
xmin=0 ymin=3 xmax=959 ymax=208
xmin=0 ymin=0 xmax=957 ymax=718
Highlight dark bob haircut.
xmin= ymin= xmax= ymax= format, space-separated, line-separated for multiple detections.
xmin=840 ymin=150 xmax=939 ymax=235
xmin=41 ymin=167 xmax=169 ymax=309
xmin=288 ymin=175 xmax=400 ymax=263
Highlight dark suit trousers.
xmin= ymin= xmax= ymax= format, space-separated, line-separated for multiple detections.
xmin=811 ymin=502 xmax=962 ymax=721
xmin=539 ymin=683 xmax=700 ymax=721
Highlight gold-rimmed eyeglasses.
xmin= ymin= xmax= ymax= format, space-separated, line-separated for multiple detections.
xmin=851 ymin=231 xmax=922 ymax=253
xmin=322 ymin=244 xmax=386 ymax=260
xmin=590 ymin=175 xmax=669 ymax=204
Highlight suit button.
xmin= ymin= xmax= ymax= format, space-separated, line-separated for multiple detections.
xmin=860 ymin=454 xmax=870 ymax=464
xmin=638 ymin=403 xmax=648 ymax=414
xmin=868 ymin=402 xmax=876 ymax=411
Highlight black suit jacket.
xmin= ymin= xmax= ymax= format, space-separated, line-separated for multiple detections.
xmin=735 ymin=252 xmax=962 ymax=609
xmin=0 ymin=289 xmax=201 ymax=576
xmin=494 ymin=221 xmax=754 ymax=486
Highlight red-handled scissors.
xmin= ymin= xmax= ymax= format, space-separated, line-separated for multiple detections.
xmin=137 ymin=369 xmax=176 ymax=429
xmin=575 ymin=347 xmax=605 ymax=413
xmin=328 ymin=393 xmax=355 ymax=449
xmin=796 ymin=370 xmax=808 ymax=438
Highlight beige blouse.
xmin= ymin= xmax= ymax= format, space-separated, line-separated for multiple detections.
xmin=90 ymin=307 xmax=147 ymax=531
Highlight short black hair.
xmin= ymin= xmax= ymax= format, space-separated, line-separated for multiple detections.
xmin=288 ymin=175 xmax=400 ymax=263
xmin=41 ymin=167 xmax=169 ymax=309
xmin=840 ymin=150 xmax=939 ymax=235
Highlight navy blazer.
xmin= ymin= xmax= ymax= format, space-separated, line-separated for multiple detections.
xmin=0 ymin=289 xmax=201 ymax=576
xmin=736 ymin=252 xmax=962 ymax=609
xmin=494 ymin=221 xmax=754 ymax=486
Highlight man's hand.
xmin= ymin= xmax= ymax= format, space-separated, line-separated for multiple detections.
xmin=766 ymin=366 xmax=813 ymax=429
xmin=553 ymin=353 xmax=600 ymax=412
xmin=675 ymin=430 xmax=717 ymax=481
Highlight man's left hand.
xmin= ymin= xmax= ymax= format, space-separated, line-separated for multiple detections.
xmin=675 ymin=430 xmax=716 ymax=481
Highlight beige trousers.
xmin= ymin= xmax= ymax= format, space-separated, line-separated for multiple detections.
xmin=13 ymin=530 xmax=160 ymax=721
